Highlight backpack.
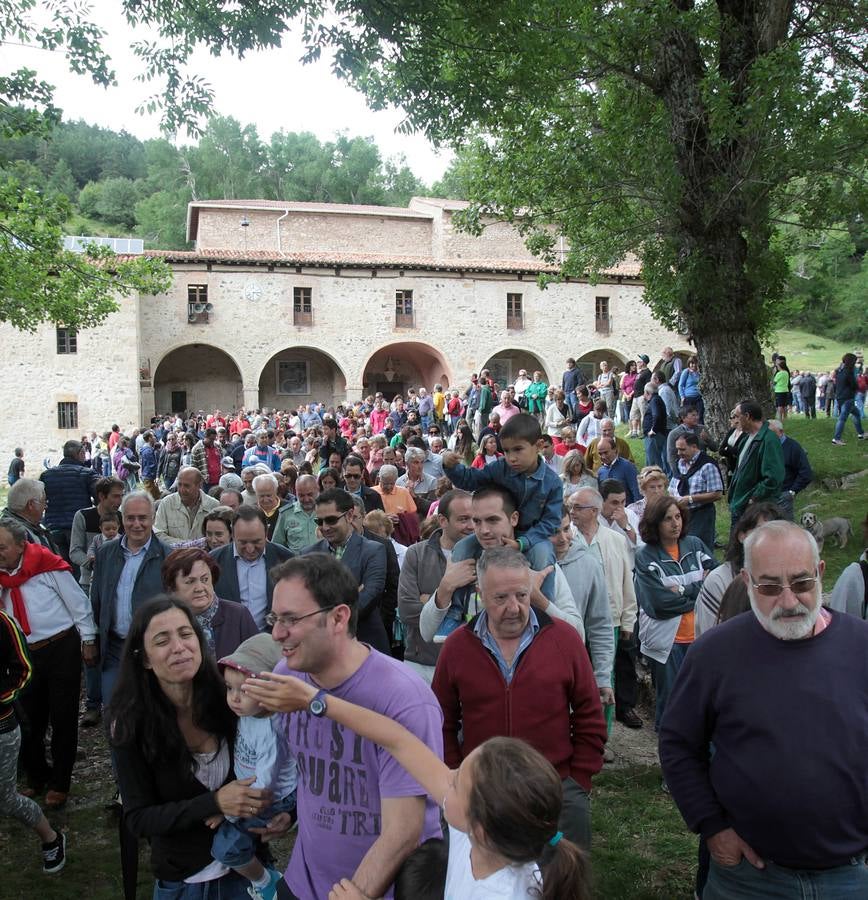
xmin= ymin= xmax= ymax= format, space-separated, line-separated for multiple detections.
xmin=857 ymin=373 xmax=868 ymax=393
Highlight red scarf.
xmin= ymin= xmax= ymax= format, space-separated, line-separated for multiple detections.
xmin=0 ymin=542 xmax=72 ymax=636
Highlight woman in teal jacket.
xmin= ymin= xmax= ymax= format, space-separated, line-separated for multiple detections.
xmin=634 ymin=496 xmax=715 ymax=729
xmin=524 ymin=370 xmax=549 ymax=423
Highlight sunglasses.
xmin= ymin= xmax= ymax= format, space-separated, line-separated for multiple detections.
xmin=313 ymin=511 xmax=350 ymax=527
xmin=749 ymin=571 xmax=818 ymax=598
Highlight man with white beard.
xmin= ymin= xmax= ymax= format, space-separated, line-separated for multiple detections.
xmin=660 ymin=521 xmax=868 ymax=899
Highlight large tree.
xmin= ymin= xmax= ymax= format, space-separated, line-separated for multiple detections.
xmin=0 ymin=1 xmax=171 ymax=329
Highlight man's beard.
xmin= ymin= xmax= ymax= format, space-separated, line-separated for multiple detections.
xmin=749 ymin=582 xmax=822 ymax=641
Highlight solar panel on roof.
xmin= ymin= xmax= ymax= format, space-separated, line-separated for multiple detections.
xmin=62 ymin=236 xmax=144 ymax=254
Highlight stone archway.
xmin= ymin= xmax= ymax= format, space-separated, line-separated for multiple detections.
xmin=153 ymin=344 xmax=243 ymax=415
xmin=257 ymin=347 xmax=348 ymax=411
xmin=479 ymin=349 xmax=550 ymax=391
xmin=362 ymin=341 xmax=452 ymax=401
xmin=575 ymin=347 xmax=629 ymax=384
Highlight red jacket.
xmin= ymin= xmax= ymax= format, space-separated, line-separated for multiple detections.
xmin=432 ymin=611 xmax=606 ymax=790
xmin=470 ymin=451 xmax=503 ymax=469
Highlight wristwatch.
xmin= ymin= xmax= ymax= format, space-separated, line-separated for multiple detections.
xmin=82 ymin=639 xmax=97 ymax=646
xmin=309 ymin=689 xmax=329 ymax=718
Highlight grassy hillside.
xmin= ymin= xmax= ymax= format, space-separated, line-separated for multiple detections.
xmin=764 ymin=328 xmax=864 ymax=372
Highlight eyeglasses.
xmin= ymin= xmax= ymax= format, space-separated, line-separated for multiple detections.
xmin=314 ymin=512 xmax=349 ymax=527
xmin=570 ymin=505 xmax=599 ymax=511
xmin=749 ymin=571 xmax=818 ymax=598
xmin=265 ymin=606 xmax=338 ymax=629
xmin=343 ymin=472 xmax=362 ymax=480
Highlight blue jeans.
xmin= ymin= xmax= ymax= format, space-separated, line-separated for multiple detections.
xmin=857 ymin=392 xmax=865 ymax=417
xmin=212 ymin=794 xmax=296 ymax=869
xmin=703 ymin=855 xmax=868 ymax=899
xmin=153 ymin=870 xmax=254 ymax=900
xmin=100 ymin=633 xmax=125 ymax=711
xmin=644 ymin=433 xmax=667 ymax=472
xmin=833 ymin=399 xmax=864 ymax=441
xmin=652 ymin=641 xmax=688 ymax=731
xmin=84 ymin=660 xmax=102 ymax=711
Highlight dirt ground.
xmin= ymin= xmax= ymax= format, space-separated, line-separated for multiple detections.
xmin=606 ymin=667 xmax=661 ymax=769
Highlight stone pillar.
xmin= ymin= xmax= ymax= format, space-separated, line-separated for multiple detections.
xmin=242 ymin=386 xmax=260 ymax=411
xmin=345 ymin=383 xmax=365 ymax=403
xmin=140 ymin=385 xmax=156 ymax=424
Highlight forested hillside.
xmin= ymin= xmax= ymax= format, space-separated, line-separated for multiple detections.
xmin=780 ymin=214 xmax=867 ymax=345
xmin=0 ymin=116 xmax=439 ymax=249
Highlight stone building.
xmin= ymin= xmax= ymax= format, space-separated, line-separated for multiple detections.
xmin=0 ymin=197 xmax=690 ymax=462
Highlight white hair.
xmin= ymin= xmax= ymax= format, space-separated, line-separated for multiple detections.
xmin=378 ymin=464 xmax=399 ymax=481
xmin=743 ymin=520 xmax=819 ymax=574
xmin=252 ymin=473 xmax=279 ymax=492
xmin=477 ymin=546 xmax=530 ymax=585
xmin=7 ymin=478 xmax=45 ymax=512
xmin=572 ymin=487 xmax=603 ymax=511
xmin=403 ymin=447 xmax=426 ymax=464
xmin=120 ymin=490 xmax=155 ymax=515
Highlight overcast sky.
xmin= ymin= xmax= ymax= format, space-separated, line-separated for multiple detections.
xmin=5 ymin=3 xmax=452 ymax=185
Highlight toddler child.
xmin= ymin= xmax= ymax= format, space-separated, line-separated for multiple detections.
xmin=212 ymin=634 xmax=297 ymax=900
xmin=82 ymin=513 xmax=121 ymax=577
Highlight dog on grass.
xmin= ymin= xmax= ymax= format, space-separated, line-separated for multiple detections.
xmin=800 ymin=511 xmax=852 ymax=551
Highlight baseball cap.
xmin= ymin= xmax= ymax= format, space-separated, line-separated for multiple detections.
xmin=218 ymin=633 xmax=283 ymax=677
xmin=221 ymin=456 xmax=235 ymax=468
xmin=638 ymin=354 xmax=650 ymax=364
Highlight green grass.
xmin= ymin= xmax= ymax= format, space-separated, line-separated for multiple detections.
xmin=592 ymin=767 xmax=696 ymax=899
xmin=620 ymin=415 xmax=866 ymax=585
xmin=764 ymin=328 xmax=864 ymax=372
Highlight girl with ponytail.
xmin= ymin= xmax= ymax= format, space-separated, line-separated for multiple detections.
xmin=243 ymin=673 xmax=591 ymax=899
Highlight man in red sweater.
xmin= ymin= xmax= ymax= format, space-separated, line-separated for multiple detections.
xmin=431 ymin=545 xmax=606 ymax=849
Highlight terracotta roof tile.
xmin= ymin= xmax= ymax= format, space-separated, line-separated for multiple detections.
xmin=118 ymin=247 xmax=641 ymax=279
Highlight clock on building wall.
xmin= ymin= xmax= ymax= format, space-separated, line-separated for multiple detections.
xmin=244 ymin=281 xmax=262 ymax=302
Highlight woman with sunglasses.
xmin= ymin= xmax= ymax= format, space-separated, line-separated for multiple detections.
xmin=634 ymin=496 xmax=715 ymax=731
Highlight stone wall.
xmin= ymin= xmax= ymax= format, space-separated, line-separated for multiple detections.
xmin=195 ymin=206 xmax=434 ymax=256
xmin=0 ymin=296 xmax=141 ymax=466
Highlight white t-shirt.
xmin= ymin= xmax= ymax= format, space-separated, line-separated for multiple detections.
xmin=445 ymin=826 xmax=542 ymax=899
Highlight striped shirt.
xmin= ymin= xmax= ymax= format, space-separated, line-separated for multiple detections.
xmin=0 ymin=610 xmax=32 ymax=731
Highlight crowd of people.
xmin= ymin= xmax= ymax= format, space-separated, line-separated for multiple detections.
xmin=1 ymin=348 xmax=867 ymax=900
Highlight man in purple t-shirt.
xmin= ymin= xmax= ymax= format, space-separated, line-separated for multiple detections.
xmin=265 ymin=553 xmax=443 ymax=900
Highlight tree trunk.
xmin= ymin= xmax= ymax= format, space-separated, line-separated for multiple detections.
xmin=693 ymin=326 xmax=771 ymax=442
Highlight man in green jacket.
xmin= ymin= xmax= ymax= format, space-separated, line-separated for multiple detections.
xmin=727 ymin=399 xmax=785 ymax=533
xmin=272 ymin=474 xmax=318 ymax=553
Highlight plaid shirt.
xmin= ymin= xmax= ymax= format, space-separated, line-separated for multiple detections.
xmin=671 ymin=456 xmax=724 ymax=507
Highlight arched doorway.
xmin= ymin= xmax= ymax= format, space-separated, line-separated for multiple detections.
xmin=362 ymin=341 xmax=452 ymax=401
xmin=480 ymin=349 xmax=550 ymax=392
xmin=154 ymin=344 xmax=243 ymax=415
xmin=258 ymin=347 xmax=347 ymax=410
xmin=576 ymin=348 xmax=629 ymax=384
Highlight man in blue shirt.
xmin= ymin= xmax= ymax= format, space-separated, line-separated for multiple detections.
xmin=596 ymin=439 xmax=641 ymax=505
xmin=90 ymin=491 xmax=168 ymax=706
